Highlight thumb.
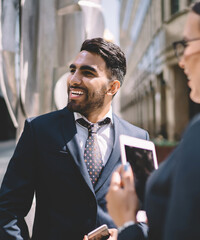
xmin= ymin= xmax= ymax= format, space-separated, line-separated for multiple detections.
xmin=110 ymin=170 xmax=122 ymax=189
xmin=121 ymin=162 xmax=135 ymax=189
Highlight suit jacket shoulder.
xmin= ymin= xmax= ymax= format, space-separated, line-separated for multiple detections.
xmin=26 ymin=107 xmax=71 ymax=124
xmin=113 ymin=114 xmax=149 ymax=140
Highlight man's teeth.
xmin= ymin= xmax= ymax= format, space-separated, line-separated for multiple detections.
xmin=71 ymin=90 xmax=83 ymax=95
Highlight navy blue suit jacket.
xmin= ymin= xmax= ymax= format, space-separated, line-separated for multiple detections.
xmin=118 ymin=113 xmax=200 ymax=240
xmin=0 ymin=107 xmax=149 ymax=240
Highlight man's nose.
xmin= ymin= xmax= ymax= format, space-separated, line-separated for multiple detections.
xmin=70 ymin=71 xmax=82 ymax=84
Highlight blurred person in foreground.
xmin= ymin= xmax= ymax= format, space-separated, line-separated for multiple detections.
xmin=106 ymin=2 xmax=200 ymax=240
xmin=0 ymin=37 xmax=149 ymax=240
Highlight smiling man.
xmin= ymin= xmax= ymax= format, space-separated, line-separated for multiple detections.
xmin=0 ymin=38 xmax=149 ymax=240
xmin=67 ymin=50 xmax=115 ymax=122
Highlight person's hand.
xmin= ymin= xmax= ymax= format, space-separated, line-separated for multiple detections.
xmin=83 ymin=235 xmax=87 ymax=240
xmin=108 ymin=228 xmax=118 ymax=240
xmin=83 ymin=228 xmax=118 ymax=240
xmin=106 ymin=163 xmax=139 ymax=227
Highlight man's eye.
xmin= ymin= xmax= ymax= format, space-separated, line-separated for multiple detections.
xmin=84 ymin=71 xmax=95 ymax=77
xmin=70 ymin=69 xmax=75 ymax=74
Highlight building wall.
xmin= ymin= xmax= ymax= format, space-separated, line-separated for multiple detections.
xmin=0 ymin=0 xmax=107 ymax=141
xmin=119 ymin=0 xmax=198 ymax=141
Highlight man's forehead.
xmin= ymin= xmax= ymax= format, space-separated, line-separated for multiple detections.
xmin=71 ymin=50 xmax=106 ymax=70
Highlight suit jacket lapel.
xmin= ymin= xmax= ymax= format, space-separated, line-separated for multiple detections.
xmin=60 ymin=108 xmax=94 ymax=191
xmin=94 ymin=114 xmax=123 ymax=191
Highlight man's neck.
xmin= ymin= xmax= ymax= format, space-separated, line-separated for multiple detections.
xmin=75 ymin=106 xmax=112 ymax=123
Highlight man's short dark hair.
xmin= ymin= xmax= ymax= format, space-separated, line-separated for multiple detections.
xmin=192 ymin=2 xmax=200 ymax=15
xmin=80 ymin=37 xmax=126 ymax=86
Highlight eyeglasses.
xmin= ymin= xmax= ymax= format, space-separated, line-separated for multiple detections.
xmin=172 ymin=38 xmax=200 ymax=61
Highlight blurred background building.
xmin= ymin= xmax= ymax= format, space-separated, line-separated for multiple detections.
xmin=0 ymin=0 xmax=120 ymax=142
xmin=1 ymin=0 xmax=199 ymax=144
xmin=119 ymin=0 xmax=199 ymax=143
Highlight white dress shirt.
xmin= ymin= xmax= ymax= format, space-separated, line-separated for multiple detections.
xmin=74 ymin=108 xmax=114 ymax=166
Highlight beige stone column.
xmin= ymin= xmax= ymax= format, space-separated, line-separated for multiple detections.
xmin=155 ymin=76 xmax=162 ymax=137
xmin=164 ymin=66 xmax=175 ymax=141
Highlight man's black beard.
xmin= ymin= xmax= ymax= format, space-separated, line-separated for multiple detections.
xmin=67 ymin=87 xmax=106 ymax=117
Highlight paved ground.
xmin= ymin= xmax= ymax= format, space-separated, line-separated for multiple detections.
xmin=0 ymin=139 xmax=15 ymax=184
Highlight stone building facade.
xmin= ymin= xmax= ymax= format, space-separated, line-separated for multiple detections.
xmin=119 ymin=0 xmax=199 ymax=141
xmin=0 ymin=0 xmax=112 ymax=141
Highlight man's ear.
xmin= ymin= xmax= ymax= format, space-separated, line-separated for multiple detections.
xmin=107 ymin=80 xmax=120 ymax=96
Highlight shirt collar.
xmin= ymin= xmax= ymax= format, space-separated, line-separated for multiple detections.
xmin=74 ymin=107 xmax=113 ymax=125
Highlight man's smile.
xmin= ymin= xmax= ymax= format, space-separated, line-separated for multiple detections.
xmin=69 ymin=87 xmax=86 ymax=100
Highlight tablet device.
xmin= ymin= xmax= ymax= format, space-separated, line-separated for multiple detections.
xmin=120 ymin=135 xmax=158 ymax=206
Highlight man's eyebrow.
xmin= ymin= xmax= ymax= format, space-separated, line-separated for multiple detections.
xmin=69 ymin=64 xmax=76 ymax=69
xmin=80 ymin=65 xmax=97 ymax=73
xmin=69 ymin=64 xmax=98 ymax=73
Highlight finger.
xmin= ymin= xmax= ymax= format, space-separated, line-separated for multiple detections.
xmin=122 ymin=162 xmax=134 ymax=179
xmin=121 ymin=163 xmax=135 ymax=190
xmin=116 ymin=164 xmax=124 ymax=175
xmin=109 ymin=228 xmax=118 ymax=235
xmin=110 ymin=170 xmax=121 ymax=188
xmin=109 ymin=228 xmax=118 ymax=239
xmin=106 ymin=171 xmax=122 ymax=204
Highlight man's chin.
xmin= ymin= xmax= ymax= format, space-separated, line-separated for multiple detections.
xmin=67 ymin=101 xmax=83 ymax=113
xmin=67 ymin=102 xmax=77 ymax=112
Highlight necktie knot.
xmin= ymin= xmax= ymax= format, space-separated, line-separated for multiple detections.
xmin=77 ymin=117 xmax=111 ymax=136
xmin=89 ymin=124 xmax=98 ymax=135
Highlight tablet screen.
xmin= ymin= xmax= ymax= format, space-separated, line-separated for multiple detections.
xmin=120 ymin=135 xmax=158 ymax=206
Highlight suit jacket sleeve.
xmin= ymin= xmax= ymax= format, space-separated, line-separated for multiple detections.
xmin=0 ymin=120 xmax=35 ymax=239
xmin=163 ymin=115 xmax=200 ymax=240
xmin=118 ymin=222 xmax=148 ymax=240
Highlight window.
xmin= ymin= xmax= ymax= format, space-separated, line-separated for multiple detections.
xmin=171 ymin=0 xmax=179 ymax=15
xmin=188 ymin=0 xmax=195 ymax=5
xmin=161 ymin=0 xmax=164 ymax=22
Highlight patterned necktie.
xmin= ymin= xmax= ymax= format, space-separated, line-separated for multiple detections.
xmin=77 ymin=117 xmax=111 ymax=186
